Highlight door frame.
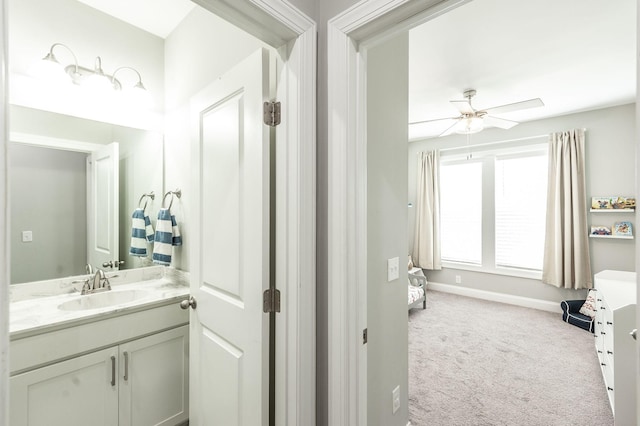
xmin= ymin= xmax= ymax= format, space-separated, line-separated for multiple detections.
xmin=0 ymin=1 xmax=316 ymax=425
xmin=326 ymin=1 xmax=475 ymax=424
xmin=328 ymin=1 xmax=640 ymax=426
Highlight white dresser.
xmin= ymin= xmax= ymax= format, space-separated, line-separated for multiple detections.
xmin=593 ymin=270 xmax=637 ymax=425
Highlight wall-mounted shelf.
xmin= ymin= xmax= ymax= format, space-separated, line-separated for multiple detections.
xmin=590 ymin=209 xmax=635 ymax=213
xmin=589 ymin=234 xmax=633 ymax=240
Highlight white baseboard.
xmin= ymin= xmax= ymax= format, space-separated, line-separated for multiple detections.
xmin=427 ymin=282 xmax=561 ymax=313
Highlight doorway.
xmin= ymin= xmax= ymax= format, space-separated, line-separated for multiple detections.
xmin=0 ymin=1 xmax=316 ymax=424
xmin=327 ymin=0 xmax=638 ymax=425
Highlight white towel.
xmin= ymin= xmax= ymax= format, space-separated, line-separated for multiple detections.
xmin=129 ymin=208 xmax=154 ymax=257
xmin=152 ymin=208 xmax=182 ymax=265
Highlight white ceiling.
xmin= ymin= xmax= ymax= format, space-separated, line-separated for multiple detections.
xmin=408 ymin=0 xmax=636 ymax=140
xmin=77 ymin=0 xmax=195 ymax=39
xmin=76 ymin=0 xmax=635 ymax=140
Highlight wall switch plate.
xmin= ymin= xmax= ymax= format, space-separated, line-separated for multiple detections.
xmin=387 ymin=257 xmax=399 ymax=282
xmin=455 ymin=275 xmax=462 ymax=284
xmin=22 ymin=231 xmax=33 ymax=243
xmin=392 ymin=385 xmax=400 ymax=414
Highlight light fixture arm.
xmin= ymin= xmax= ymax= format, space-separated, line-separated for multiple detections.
xmin=111 ymin=66 xmax=146 ymax=91
xmin=44 ymin=42 xmax=79 ymax=75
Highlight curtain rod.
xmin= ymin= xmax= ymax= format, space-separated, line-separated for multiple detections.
xmin=436 ymin=128 xmax=587 ymax=153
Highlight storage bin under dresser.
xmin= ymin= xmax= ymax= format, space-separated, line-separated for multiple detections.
xmin=593 ymin=270 xmax=637 ymax=426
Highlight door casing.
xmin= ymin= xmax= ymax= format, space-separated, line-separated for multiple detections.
xmin=328 ymin=1 xmax=640 ymax=426
xmin=0 ymin=2 xmax=316 ymax=425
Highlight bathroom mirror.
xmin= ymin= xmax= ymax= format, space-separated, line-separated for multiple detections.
xmin=9 ymin=105 xmax=164 ymax=284
xmin=7 ymin=0 xmax=166 ymax=285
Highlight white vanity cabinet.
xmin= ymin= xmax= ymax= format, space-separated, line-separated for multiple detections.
xmin=593 ymin=270 xmax=637 ymax=426
xmin=11 ymin=347 xmax=120 ymax=426
xmin=118 ymin=326 xmax=189 ymax=426
xmin=10 ymin=303 xmax=189 ymax=426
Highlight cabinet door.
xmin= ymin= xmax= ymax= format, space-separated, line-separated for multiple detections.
xmin=118 ymin=325 xmax=189 ymax=426
xmin=10 ymin=347 xmax=119 ymax=426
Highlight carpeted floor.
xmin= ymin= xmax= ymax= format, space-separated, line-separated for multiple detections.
xmin=408 ymin=290 xmax=614 ymax=426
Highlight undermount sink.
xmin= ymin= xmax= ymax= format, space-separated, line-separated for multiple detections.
xmin=58 ymin=289 xmax=153 ymax=311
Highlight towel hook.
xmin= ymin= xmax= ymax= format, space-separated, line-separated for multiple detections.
xmin=137 ymin=191 xmax=155 ymax=210
xmin=162 ymin=189 xmax=182 ymax=209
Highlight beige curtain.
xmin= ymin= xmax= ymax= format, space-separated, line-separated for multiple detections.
xmin=542 ymin=129 xmax=592 ymax=289
xmin=412 ymin=151 xmax=441 ymax=270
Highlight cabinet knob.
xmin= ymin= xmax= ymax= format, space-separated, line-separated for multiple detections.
xmin=180 ymin=297 xmax=197 ymax=310
xmin=607 ymin=351 xmax=613 ymax=355
xmin=607 ymin=386 xmax=614 ymax=391
xmin=600 ymin=362 xmax=606 ymax=366
xmin=631 ymin=329 xmax=637 ymax=341
xmin=606 ymin=321 xmax=613 ymax=325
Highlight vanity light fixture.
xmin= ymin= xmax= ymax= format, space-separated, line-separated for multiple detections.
xmin=40 ymin=43 xmax=149 ymax=97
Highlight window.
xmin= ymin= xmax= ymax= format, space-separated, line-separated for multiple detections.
xmin=495 ymin=153 xmax=548 ymax=271
xmin=439 ymin=143 xmax=548 ymax=277
xmin=440 ymin=161 xmax=482 ymax=264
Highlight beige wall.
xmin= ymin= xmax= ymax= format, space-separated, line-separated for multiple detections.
xmin=9 ymin=143 xmax=87 ymax=283
xmin=367 ymin=33 xmax=410 ymax=426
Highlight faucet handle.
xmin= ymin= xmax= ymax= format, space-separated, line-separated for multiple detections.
xmin=102 ymin=260 xmax=125 ymax=268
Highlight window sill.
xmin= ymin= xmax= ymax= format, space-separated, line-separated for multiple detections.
xmin=442 ymin=261 xmax=542 ymax=280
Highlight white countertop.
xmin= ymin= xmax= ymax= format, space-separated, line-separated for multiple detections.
xmin=10 ymin=267 xmax=190 ymax=339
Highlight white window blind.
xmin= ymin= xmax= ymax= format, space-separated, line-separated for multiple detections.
xmin=494 ymin=152 xmax=548 ymax=271
xmin=440 ymin=161 xmax=482 ymax=264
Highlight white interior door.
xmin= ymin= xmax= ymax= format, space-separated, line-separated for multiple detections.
xmin=190 ymin=48 xmax=271 ymax=425
xmin=87 ymin=142 xmax=119 ymax=271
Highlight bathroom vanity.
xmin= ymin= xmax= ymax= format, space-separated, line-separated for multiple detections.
xmin=9 ymin=267 xmax=190 ymax=426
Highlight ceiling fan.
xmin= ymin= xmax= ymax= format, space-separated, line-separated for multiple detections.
xmin=410 ymin=89 xmax=544 ymax=137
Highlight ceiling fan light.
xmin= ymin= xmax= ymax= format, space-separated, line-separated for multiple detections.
xmin=455 ymin=116 xmax=484 ymax=134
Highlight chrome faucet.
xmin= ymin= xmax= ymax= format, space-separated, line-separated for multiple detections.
xmin=92 ymin=269 xmax=111 ymax=292
xmin=77 ymin=269 xmax=112 ymax=295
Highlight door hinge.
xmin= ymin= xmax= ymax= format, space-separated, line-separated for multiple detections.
xmin=263 ymin=288 xmax=281 ymax=313
xmin=263 ymin=101 xmax=281 ymax=127
xmin=363 ymin=328 xmax=368 ymax=344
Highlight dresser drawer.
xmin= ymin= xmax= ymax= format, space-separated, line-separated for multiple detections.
xmin=593 ymin=270 xmax=637 ymax=425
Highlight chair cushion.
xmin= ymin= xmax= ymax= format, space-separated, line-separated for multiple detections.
xmin=578 ymin=289 xmax=597 ymax=318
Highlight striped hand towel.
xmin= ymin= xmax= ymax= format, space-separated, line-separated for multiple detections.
xmin=152 ymin=208 xmax=182 ymax=265
xmin=129 ymin=208 xmax=154 ymax=257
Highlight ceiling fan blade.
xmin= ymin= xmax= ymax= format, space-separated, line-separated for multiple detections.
xmin=439 ymin=119 xmax=461 ymax=137
xmin=409 ymin=116 xmax=459 ymax=125
xmin=450 ymin=99 xmax=474 ymax=114
xmin=483 ymin=115 xmax=519 ymax=129
xmin=483 ymin=98 xmax=544 ymax=115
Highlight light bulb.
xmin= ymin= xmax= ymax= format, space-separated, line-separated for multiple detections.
xmin=455 ymin=116 xmax=484 ymax=134
xmin=30 ymin=54 xmax=70 ymax=85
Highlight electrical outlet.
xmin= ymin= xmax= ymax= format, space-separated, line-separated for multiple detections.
xmin=455 ymin=275 xmax=461 ymax=284
xmin=387 ymin=257 xmax=399 ymax=282
xmin=392 ymin=385 xmax=400 ymax=414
